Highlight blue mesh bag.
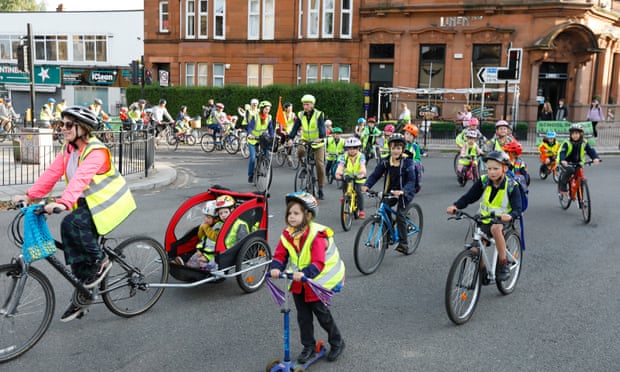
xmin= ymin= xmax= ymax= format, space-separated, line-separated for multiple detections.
xmin=21 ymin=205 xmax=56 ymax=263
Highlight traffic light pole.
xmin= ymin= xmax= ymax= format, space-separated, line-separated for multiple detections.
xmin=27 ymin=23 xmax=35 ymax=127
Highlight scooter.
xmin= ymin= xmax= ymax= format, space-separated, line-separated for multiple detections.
xmin=266 ymin=272 xmax=327 ymax=372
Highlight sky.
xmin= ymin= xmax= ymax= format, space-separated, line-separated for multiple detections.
xmin=43 ymin=0 xmax=143 ymax=11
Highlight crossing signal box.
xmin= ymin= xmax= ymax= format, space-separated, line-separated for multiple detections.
xmin=17 ymin=45 xmax=29 ymax=73
xmin=130 ymin=60 xmax=140 ymax=85
xmin=497 ymin=48 xmax=521 ymax=81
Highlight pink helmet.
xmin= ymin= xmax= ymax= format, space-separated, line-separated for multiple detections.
xmin=384 ymin=124 xmax=395 ymax=133
xmin=468 ymin=117 xmax=479 ymax=127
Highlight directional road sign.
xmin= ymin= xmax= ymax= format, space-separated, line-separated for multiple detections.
xmin=477 ymin=48 xmax=522 ymax=84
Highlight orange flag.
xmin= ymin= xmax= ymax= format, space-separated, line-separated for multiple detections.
xmin=276 ymin=96 xmax=287 ymax=131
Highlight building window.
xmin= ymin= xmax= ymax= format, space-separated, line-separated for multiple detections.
xmin=298 ymin=0 xmax=304 ymax=39
xmin=72 ymin=35 xmax=107 ymax=62
xmin=322 ymin=0 xmax=334 ymax=38
xmin=306 ymin=64 xmax=318 ymax=83
xmin=198 ymin=0 xmax=208 ymax=38
xmin=340 ymin=0 xmax=352 ymax=38
xmin=296 ymin=64 xmax=302 ymax=85
xmin=186 ymin=63 xmax=195 ymax=86
xmin=159 ymin=1 xmax=169 ymax=33
xmin=262 ymin=64 xmax=273 ymax=86
xmin=370 ymin=44 xmax=394 ymax=59
xmin=213 ymin=63 xmax=225 ymax=86
xmin=248 ymin=64 xmax=259 ymax=86
xmin=321 ymin=64 xmax=333 ymax=81
xmin=34 ymin=35 xmax=69 ymax=62
xmin=0 ymin=35 xmax=22 ymax=60
xmin=263 ymin=0 xmax=275 ymax=40
xmin=197 ymin=63 xmax=208 ymax=85
xmin=248 ymin=0 xmax=260 ymax=40
xmin=186 ymin=0 xmax=196 ymax=38
xmin=214 ymin=0 xmax=225 ymax=39
xmin=338 ymin=64 xmax=351 ymax=82
xmin=418 ymin=44 xmax=445 ymax=89
xmin=472 ymin=44 xmax=501 ymax=101
xmin=308 ymin=0 xmax=319 ymax=38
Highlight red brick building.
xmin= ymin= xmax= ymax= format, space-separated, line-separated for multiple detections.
xmin=144 ymin=0 xmax=620 ymax=122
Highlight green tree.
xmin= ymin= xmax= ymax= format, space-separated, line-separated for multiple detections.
xmin=0 ymin=0 xmax=45 ymax=11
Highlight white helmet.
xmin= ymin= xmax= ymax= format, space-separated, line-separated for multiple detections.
xmin=325 ymin=119 xmax=333 ymax=126
xmin=202 ymin=200 xmax=218 ymax=217
xmin=465 ymin=130 xmax=478 ymax=138
xmin=344 ymin=137 xmax=362 ymax=148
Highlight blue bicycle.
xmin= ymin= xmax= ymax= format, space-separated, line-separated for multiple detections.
xmin=353 ymin=190 xmax=423 ymax=275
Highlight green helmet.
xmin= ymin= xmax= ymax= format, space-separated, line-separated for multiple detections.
xmin=301 ymin=94 xmax=316 ymax=104
xmin=259 ymin=100 xmax=272 ymax=109
xmin=332 ymin=127 xmax=343 ymax=134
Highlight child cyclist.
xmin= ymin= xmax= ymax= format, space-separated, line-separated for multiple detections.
xmin=538 ymin=130 xmax=560 ymax=174
xmin=456 ymin=130 xmax=483 ymax=184
xmin=503 ymin=141 xmax=530 ymax=186
xmin=325 ymin=127 xmax=345 ymax=178
xmin=456 ymin=117 xmax=486 ymax=149
xmin=335 ymin=137 xmax=367 ymax=219
xmin=361 ymin=134 xmax=417 ymax=254
xmin=402 ymin=123 xmax=424 ymax=192
xmin=376 ymin=124 xmax=395 ymax=159
xmin=485 ymin=120 xmax=515 ymax=152
xmin=270 ymin=192 xmax=346 ymax=363
xmin=175 ymin=200 xmax=222 ymax=271
xmin=558 ymin=124 xmax=601 ymax=197
xmin=446 ymin=151 xmax=522 ymax=281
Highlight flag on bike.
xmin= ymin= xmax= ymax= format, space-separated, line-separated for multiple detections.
xmin=276 ymin=96 xmax=288 ymax=131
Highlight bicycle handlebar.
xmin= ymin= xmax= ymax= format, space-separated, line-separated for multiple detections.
xmin=365 ymin=190 xmax=398 ymax=200
xmin=448 ymin=210 xmax=501 ymax=225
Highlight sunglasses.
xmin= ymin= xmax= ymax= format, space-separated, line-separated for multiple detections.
xmin=61 ymin=121 xmax=76 ymax=129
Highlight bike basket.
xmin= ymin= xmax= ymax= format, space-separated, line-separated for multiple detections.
xmin=20 ymin=206 xmax=56 ymax=263
xmin=259 ymin=134 xmax=273 ymax=150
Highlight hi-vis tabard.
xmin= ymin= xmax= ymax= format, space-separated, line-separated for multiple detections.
xmin=297 ymin=109 xmax=324 ymax=146
xmin=63 ymin=138 xmax=136 ymax=235
xmin=280 ymin=222 xmax=345 ymax=290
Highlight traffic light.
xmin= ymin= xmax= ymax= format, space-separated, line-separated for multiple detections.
xmin=130 ymin=60 xmax=139 ymax=84
xmin=17 ymin=44 xmax=29 ymax=73
xmin=497 ymin=48 xmax=521 ymax=81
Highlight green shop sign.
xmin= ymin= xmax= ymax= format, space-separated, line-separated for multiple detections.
xmin=535 ymin=121 xmax=595 ymax=146
xmin=0 ymin=65 xmax=61 ymax=85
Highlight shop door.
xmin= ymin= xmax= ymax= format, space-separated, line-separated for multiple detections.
xmin=538 ymin=62 xmax=568 ymax=115
xmin=369 ymin=63 xmax=393 ymax=120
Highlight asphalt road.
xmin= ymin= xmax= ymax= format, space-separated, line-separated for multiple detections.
xmin=2 ymin=149 xmax=619 ymax=371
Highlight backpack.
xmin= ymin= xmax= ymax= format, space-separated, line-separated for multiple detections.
xmin=481 ymin=171 xmax=528 ymax=213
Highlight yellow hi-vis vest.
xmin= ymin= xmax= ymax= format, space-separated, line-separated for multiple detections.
xmin=297 ymin=109 xmax=324 ymax=145
xmin=326 ymin=136 xmax=344 ymax=161
xmin=63 ymin=138 xmax=137 ymax=235
xmin=479 ymin=175 xmax=512 ymax=223
xmin=344 ymin=153 xmax=366 ymax=184
xmin=224 ymin=219 xmax=249 ymax=248
xmin=562 ymin=140 xmax=587 ymax=163
xmin=279 ymin=223 xmax=345 ymax=290
xmin=248 ymin=115 xmax=271 ymax=145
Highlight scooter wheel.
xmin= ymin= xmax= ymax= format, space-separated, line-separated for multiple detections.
xmin=266 ymin=358 xmax=281 ymax=372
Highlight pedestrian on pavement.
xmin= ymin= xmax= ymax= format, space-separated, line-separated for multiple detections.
xmin=586 ymin=98 xmax=604 ymax=138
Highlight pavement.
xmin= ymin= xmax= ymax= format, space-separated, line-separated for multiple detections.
xmin=0 ymin=162 xmax=178 ymax=204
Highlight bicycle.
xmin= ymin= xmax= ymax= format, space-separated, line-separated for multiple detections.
xmin=444 ymin=210 xmax=523 ymax=325
xmin=539 ymin=156 xmax=560 ymax=183
xmin=362 ymin=134 xmax=381 ymax=167
xmin=238 ymin=130 xmax=250 ymax=159
xmin=293 ymin=140 xmax=322 ymax=197
xmin=457 ymin=155 xmax=481 ymax=187
xmin=200 ymin=123 xmax=240 ymax=154
xmin=169 ymin=127 xmax=197 ymax=151
xmin=339 ymin=175 xmax=363 ymax=231
xmin=251 ymin=133 xmax=274 ymax=193
xmin=0 ymin=120 xmax=17 ymax=143
xmin=353 ymin=190 xmax=423 ymax=275
xmin=0 ymin=204 xmax=169 ymax=363
xmin=558 ymin=160 xmax=597 ymax=224
xmin=274 ymin=137 xmax=300 ymax=169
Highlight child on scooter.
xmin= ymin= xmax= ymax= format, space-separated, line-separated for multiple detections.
xmin=270 ymin=192 xmax=346 ymax=364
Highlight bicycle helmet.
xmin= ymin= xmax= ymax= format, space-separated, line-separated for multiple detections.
xmin=62 ymin=106 xmax=102 ymax=131
xmin=483 ymin=151 xmax=511 ymax=165
xmin=215 ymin=195 xmax=235 ymax=209
xmin=301 ymin=94 xmax=316 ymax=104
xmin=325 ymin=119 xmax=332 ymax=126
xmin=332 ymin=127 xmax=343 ymax=134
xmin=388 ymin=133 xmax=407 ymax=147
xmin=465 ymin=130 xmax=478 ymax=138
xmin=202 ymin=200 xmax=218 ymax=217
xmin=251 ymin=98 xmax=259 ymax=105
xmin=569 ymin=123 xmax=584 ymax=133
xmin=285 ymin=191 xmax=319 ymax=217
xmin=495 ymin=120 xmax=510 ymax=128
xmin=216 ymin=103 xmax=225 ymax=109
xmin=344 ymin=137 xmax=362 ymax=148
xmin=367 ymin=117 xmax=376 ymax=123
xmin=546 ymin=130 xmax=557 ymax=139
xmin=94 ymin=98 xmax=103 ymax=105
xmin=48 ymin=97 xmax=56 ymax=103
xmin=383 ymin=124 xmax=395 ymax=133
xmin=403 ymin=123 xmax=419 ymax=136
xmin=357 ymin=117 xmax=366 ymax=124
xmin=159 ymin=98 xmax=167 ymax=105
xmin=468 ymin=117 xmax=479 ymax=127
xmin=502 ymin=141 xmax=523 ymax=155
xmin=259 ymin=100 xmax=271 ymax=109
xmin=283 ymin=102 xmax=292 ymax=109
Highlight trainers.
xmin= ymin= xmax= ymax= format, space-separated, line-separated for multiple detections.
xmin=358 ymin=210 xmax=366 ymax=219
xmin=327 ymin=340 xmax=345 ymax=362
xmin=174 ymin=256 xmax=184 ymax=265
xmin=395 ymin=245 xmax=409 ymax=254
xmin=60 ymin=303 xmax=87 ymax=322
xmin=318 ymin=189 xmax=325 ymax=200
xmin=248 ymin=176 xmax=254 ymax=183
xmin=497 ymin=262 xmax=510 ymax=281
xmin=297 ymin=346 xmax=316 ymax=364
xmin=83 ymin=257 xmax=112 ymax=289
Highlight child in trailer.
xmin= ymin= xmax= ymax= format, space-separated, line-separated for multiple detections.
xmin=175 ymin=200 xmax=222 ymax=271
xmin=270 ymin=192 xmax=346 ymax=364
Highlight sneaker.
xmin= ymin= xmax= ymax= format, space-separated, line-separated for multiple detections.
xmin=497 ymin=262 xmax=510 ymax=281
xmin=318 ymin=189 xmax=325 ymax=200
xmin=248 ymin=176 xmax=254 ymax=183
xmin=83 ymin=257 xmax=112 ymax=289
xmin=174 ymin=256 xmax=184 ymax=265
xmin=297 ymin=346 xmax=316 ymax=364
xmin=60 ymin=303 xmax=87 ymax=322
xmin=358 ymin=210 xmax=366 ymax=219
xmin=395 ymin=245 xmax=409 ymax=254
xmin=327 ymin=340 xmax=345 ymax=362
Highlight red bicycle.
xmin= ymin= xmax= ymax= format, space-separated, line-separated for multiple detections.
xmin=457 ymin=155 xmax=481 ymax=187
xmin=558 ymin=160 xmax=597 ymax=224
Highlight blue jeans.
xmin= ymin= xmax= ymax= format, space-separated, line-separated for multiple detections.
xmin=248 ymin=143 xmax=270 ymax=177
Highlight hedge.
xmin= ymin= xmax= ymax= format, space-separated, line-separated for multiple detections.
xmin=127 ymin=82 xmax=364 ymax=132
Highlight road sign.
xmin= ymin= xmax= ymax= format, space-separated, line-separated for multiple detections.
xmin=477 ymin=67 xmax=498 ymax=84
xmin=159 ymin=70 xmax=169 ymax=87
xmin=477 ymin=48 xmax=522 ymax=84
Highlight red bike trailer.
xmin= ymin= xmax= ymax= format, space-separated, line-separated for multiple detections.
xmin=160 ymin=185 xmax=272 ymax=293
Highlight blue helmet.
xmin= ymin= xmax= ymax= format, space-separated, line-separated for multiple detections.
xmin=546 ymin=130 xmax=556 ymax=139
xmin=357 ymin=117 xmax=366 ymax=124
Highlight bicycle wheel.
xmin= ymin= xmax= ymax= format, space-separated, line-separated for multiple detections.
xmin=403 ymin=203 xmax=424 ymax=255
xmin=558 ymin=183 xmax=571 ymax=209
xmin=224 ymin=134 xmax=240 ymax=154
xmin=275 ymin=148 xmax=286 ymax=167
xmin=200 ymin=134 xmax=215 ymax=152
xmin=327 ymin=164 xmax=335 ymax=184
xmin=445 ymin=250 xmax=481 ymax=325
xmin=235 ymin=237 xmax=272 ymax=293
xmin=255 ymin=155 xmax=272 ymax=193
xmin=185 ymin=134 xmax=196 ymax=146
xmin=239 ymin=135 xmax=250 ymax=159
xmin=289 ymin=148 xmax=300 ymax=169
xmin=453 ymin=153 xmax=460 ymax=176
xmin=552 ymin=165 xmax=560 ymax=184
xmin=0 ymin=264 xmax=55 ymax=363
xmin=166 ymin=130 xmax=177 ymax=146
xmin=579 ymin=180 xmax=591 ymax=224
xmin=353 ymin=217 xmax=388 ymax=275
xmin=340 ymin=194 xmax=354 ymax=231
xmin=101 ymin=236 xmax=169 ymax=318
xmin=539 ymin=163 xmax=548 ymax=180
xmin=496 ymin=231 xmax=522 ymax=295
xmin=294 ymin=167 xmax=309 ymax=193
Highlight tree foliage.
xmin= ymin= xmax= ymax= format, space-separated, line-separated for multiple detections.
xmin=0 ymin=0 xmax=45 ymax=11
